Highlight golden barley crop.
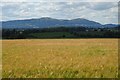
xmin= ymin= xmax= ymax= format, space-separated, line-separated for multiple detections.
xmin=2 ymin=39 xmax=118 ymax=78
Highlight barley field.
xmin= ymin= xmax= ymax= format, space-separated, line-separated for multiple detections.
xmin=2 ymin=39 xmax=118 ymax=78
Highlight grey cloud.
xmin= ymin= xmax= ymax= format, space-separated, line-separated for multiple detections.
xmin=0 ymin=2 xmax=118 ymax=24
xmin=87 ymin=2 xmax=117 ymax=10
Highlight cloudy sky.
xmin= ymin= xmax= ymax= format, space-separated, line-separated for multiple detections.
xmin=0 ymin=0 xmax=119 ymax=24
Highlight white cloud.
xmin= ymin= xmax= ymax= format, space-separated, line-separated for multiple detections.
xmin=0 ymin=0 xmax=119 ymax=2
xmin=110 ymin=6 xmax=118 ymax=13
xmin=0 ymin=2 xmax=118 ymax=24
xmin=89 ymin=0 xmax=119 ymax=2
xmin=87 ymin=2 xmax=117 ymax=10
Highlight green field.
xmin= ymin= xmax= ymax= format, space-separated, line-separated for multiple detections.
xmin=2 ymin=39 xmax=118 ymax=78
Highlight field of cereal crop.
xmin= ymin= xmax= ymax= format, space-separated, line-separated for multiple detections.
xmin=2 ymin=39 xmax=118 ymax=78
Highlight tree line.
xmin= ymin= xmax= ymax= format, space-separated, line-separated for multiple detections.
xmin=2 ymin=26 xmax=120 ymax=39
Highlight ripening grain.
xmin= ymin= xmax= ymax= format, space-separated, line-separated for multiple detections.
xmin=2 ymin=39 xmax=118 ymax=78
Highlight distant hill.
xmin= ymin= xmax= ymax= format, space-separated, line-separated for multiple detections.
xmin=1 ymin=17 xmax=118 ymax=29
xmin=103 ymin=24 xmax=118 ymax=28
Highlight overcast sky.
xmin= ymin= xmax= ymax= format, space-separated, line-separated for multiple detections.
xmin=0 ymin=0 xmax=119 ymax=24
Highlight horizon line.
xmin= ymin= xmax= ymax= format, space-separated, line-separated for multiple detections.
xmin=1 ymin=17 xmax=118 ymax=25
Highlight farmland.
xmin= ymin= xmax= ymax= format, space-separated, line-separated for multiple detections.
xmin=2 ymin=39 xmax=118 ymax=78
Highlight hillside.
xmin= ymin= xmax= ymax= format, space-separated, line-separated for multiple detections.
xmin=1 ymin=17 xmax=117 ymax=29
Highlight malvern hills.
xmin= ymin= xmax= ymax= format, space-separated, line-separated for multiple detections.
xmin=2 ymin=17 xmax=118 ymax=29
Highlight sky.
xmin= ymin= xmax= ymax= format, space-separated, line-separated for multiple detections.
xmin=0 ymin=0 xmax=119 ymax=24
